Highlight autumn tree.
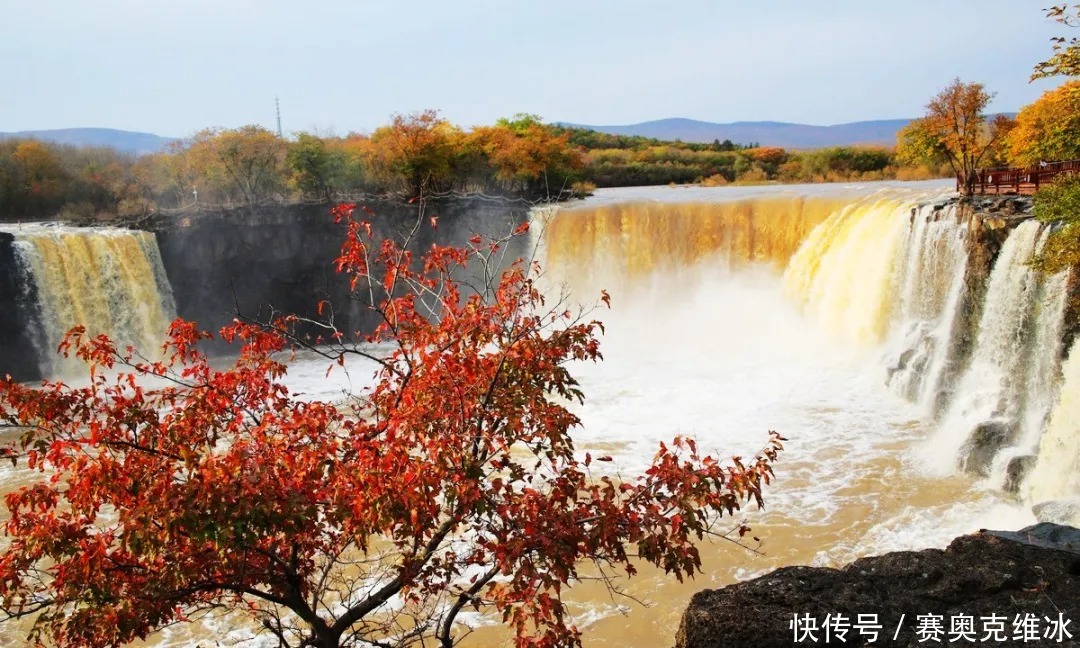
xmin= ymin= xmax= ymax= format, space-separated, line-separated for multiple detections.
xmin=151 ymin=127 xmax=289 ymax=207
xmin=896 ymin=79 xmax=1002 ymax=195
xmin=469 ymin=114 xmax=583 ymax=198
xmin=8 ymin=141 xmax=69 ymax=218
xmin=1033 ymin=4 xmax=1080 ymax=79
xmin=1008 ymin=80 xmax=1080 ymax=165
xmin=982 ymin=114 xmax=1017 ymax=168
xmin=365 ymin=110 xmax=462 ymax=197
xmin=214 ymin=125 xmax=289 ymax=204
xmin=147 ymin=133 xmax=229 ymax=207
xmin=0 ymin=206 xmax=782 ymax=648
xmin=0 ymin=140 xmax=152 ymax=222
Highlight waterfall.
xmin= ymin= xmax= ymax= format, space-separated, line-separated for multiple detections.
xmin=924 ymin=220 xmax=1067 ymax=477
xmin=543 ymin=196 xmax=850 ymax=296
xmin=1014 ymin=270 xmax=1069 ymax=448
xmin=541 ymin=189 xmax=1075 ymax=504
xmin=782 ymin=197 xmax=908 ymax=345
xmin=882 ymin=204 xmax=968 ymax=412
xmin=1028 ymin=338 xmax=1080 ymax=504
xmin=8 ymin=226 xmax=176 ymax=378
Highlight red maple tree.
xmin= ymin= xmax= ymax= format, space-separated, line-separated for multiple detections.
xmin=0 ymin=204 xmax=782 ymax=648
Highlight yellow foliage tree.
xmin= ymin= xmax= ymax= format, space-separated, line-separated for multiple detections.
xmin=1008 ymin=81 xmax=1080 ymax=166
xmin=365 ymin=110 xmax=461 ymax=197
xmin=160 ymin=126 xmax=288 ymax=206
xmin=896 ymin=79 xmax=1001 ymax=195
xmin=470 ymin=115 xmax=582 ymax=197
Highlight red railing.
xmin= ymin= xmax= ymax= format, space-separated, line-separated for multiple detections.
xmin=968 ymin=159 xmax=1080 ymax=195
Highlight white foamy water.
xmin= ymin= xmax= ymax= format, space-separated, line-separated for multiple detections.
xmin=6 ymin=180 xmax=1058 ymax=648
xmin=249 ymin=182 xmax=1038 ymax=646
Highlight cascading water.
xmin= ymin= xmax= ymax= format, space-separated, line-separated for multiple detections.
xmin=1020 ymin=269 xmax=1070 ymax=437
xmin=782 ymin=196 xmax=909 ymax=345
xmin=2 ymin=181 xmax=1077 ymax=648
xmin=6 ymin=225 xmax=176 ymax=377
xmin=926 ymin=221 xmax=1052 ymax=477
xmin=882 ymin=204 xmax=968 ymax=412
xmin=542 ymin=187 xmax=1076 ymax=505
xmin=994 ymin=268 xmax=1071 ymax=482
xmin=542 ymin=196 xmax=849 ymax=295
xmin=1028 ymin=338 xmax=1080 ymax=505
xmin=521 ymin=184 xmax=1039 ymax=647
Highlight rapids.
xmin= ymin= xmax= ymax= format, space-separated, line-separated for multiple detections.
xmin=1 ymin=180 xmax=1076 ymax=646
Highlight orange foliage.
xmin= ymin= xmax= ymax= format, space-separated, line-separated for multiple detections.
xmin=747 ymin=147 xmax=788 ymax=165
xmin=0 ymin=206 xmax=782 ymax=647
xmin=1009 ymin=81 xmax=1080 ymax=166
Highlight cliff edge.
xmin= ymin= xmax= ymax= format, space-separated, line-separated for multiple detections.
xmin=676 ymin=523 xmax=1080 ymax=647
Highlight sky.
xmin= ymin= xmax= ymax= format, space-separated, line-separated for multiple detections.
xmin=0 ymin=0 xmax=1069 ymax=137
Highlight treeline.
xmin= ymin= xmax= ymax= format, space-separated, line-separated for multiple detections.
xmin=553 ymin=126 xmax=948 ymax=187
xmin=0 ymin=112 xmax=585 ymax=222
xmin=0 ymin=139 xmax=151 ymax=222
xmin=0 ymin=111 xmax=952 ymax=223
xmin=897 ymin=79 xmax=1080 ymax=192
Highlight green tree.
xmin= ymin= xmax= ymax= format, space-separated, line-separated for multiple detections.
xmin=286 ymin=132 xmax=352 ymax=201
xmin=1033 ymin=174 xmax=1080 ymax=274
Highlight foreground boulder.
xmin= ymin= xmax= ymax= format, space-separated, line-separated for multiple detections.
xmin=676 ymin=523 xmax=1080 ymax=647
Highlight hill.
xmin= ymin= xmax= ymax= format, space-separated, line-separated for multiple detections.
xmin=0 ymin=128 xmax=176 ymax=155
xmin=557 ymin=117 xmax=916 ymax=149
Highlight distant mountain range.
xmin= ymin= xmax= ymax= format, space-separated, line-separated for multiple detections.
xmin=1 ymin=116 xmax=1018 ymax=153
xmin=0 ymin=128 xmax=176 ymax=155
xmin=558 ymin=117 xmax=917 ymax=148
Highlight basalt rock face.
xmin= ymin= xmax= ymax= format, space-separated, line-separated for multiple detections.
xmin=675 ymin=524 xmax=1080 ymax=648
xmin=1064 ymin=264 xmax=1080 ymax=353
xmin=0 ymin=233 xmax=41 ymax=382
xmin=152 ymin=198 xmax=534 ymax=349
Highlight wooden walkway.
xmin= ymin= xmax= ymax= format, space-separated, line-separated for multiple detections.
xmin=969 ymin=159 xmax=1080 ymax=195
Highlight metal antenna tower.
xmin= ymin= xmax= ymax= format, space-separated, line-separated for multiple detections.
xmin=275 ymin=96 xmax=283 ymax=138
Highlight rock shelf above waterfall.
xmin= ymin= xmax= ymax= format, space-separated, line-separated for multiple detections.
xmin=676 ymin=523 xmax=1080 ymax=648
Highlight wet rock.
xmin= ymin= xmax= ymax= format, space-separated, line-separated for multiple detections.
xmin=0 ymin=232 xmax=42 ymax=382
xmin=893 ymin=347 xmax=915 ymax=371
xmin=1064 ymin=264 xmax=1080 ymax=352
xmin=1034 ymin=499 xmax=1080 ymax=526
xmin=1002 ymin=197 xmax=1034 ymax=215
xmin=676 ymin=524 xmax=1080 ymax=648
xmin=987 ymin=521 xmax=1080 ymax=553
xmin=152 ymin=198 xmax=533 ymax=353
xmin=1004 ymin=455 xmax=1036 ymax=493
xmin=960 ymin=420 xmax=1018 ymax=477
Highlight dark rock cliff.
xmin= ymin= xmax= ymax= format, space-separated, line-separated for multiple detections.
xmin=0 ymin=233 xmax=42 ymax=382
xmin=152 ymin=198 xmax=535 ymax=349
xmin=0 ymin=198 xmax=537 ymax=379
xmin=676 ymin=523 xmax=1080 ymax=648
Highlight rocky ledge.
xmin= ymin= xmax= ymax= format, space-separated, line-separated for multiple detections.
xmin=676 ymin=523 xmax=1080 ymax=647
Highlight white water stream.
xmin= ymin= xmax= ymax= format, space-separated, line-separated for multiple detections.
xmin=4 ymin=180 xmax=1076 ymax=647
